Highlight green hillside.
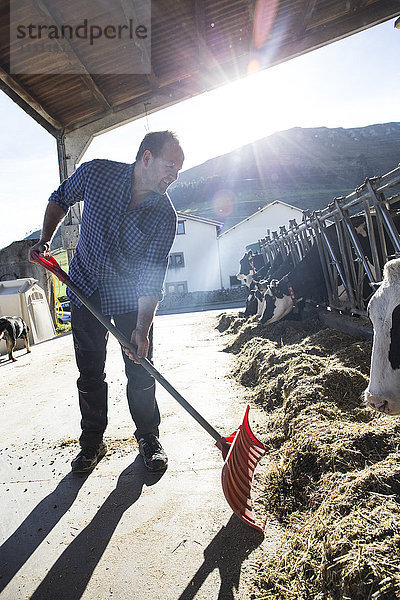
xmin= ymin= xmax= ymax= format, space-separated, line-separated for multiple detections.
xmin=169 ymin=123 xmax=400 ymax=231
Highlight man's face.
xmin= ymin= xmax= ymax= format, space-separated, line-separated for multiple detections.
xmin=145 ymin=140 xmax=184 ymax=195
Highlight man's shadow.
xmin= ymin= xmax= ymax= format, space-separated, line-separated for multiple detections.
xmin=0 ymin=468 xmax=91 ymax=592
xmin=0 ymin=456 xmax=163 ymax=598
xmin=178 ymin=514 xmax=264 ymax=600
xmin=28 ymin=456 xmax=163 ymax=600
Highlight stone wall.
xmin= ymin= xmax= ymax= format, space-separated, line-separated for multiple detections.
xmin=158 ymin=285 xmax=247 ymax=311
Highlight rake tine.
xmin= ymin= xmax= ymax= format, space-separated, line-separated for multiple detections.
xmin=220 ymin=406 xmax=267 ymax=531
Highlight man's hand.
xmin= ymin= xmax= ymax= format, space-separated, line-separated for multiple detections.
xmin=123 ymin=328 xmax=150 ymax=364
xmin=123 ymin=296 xmax=158 ymax=363
xmin=28 ymin=240 xmax=50 ymax=263
xmin=28 ymin=201 xmax=66 ymax=263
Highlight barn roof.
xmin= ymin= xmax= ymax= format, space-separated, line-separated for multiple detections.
xmin=1 ymin=0 xmax=398 ymax=144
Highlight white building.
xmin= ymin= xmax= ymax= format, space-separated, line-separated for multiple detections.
xmin=164 ymin=212 xmax=223 ymax=294
xmin=164 ymin=201 xmax=304 ymax=294
xmin=217 ymin=200 xmax=304 ymax=289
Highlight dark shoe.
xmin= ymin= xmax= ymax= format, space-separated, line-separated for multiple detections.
xmin=138 ymin=433 xmax=168 ymax=471
xmin=71 ymin=441 xmax=107 ymax=473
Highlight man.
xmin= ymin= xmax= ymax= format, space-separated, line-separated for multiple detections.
xmin=29 ymin=131 xmax=184 ymax=473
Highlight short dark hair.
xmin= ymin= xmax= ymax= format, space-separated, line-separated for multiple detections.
xmin=136 ymin=130 xmax=180 ymax=161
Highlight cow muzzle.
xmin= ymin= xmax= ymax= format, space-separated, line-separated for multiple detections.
xmin=364 ymin=390 xmax=400 ymax=416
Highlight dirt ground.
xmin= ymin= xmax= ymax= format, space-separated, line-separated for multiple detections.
xmin=0 ymin=309 xmax=277 ymax=600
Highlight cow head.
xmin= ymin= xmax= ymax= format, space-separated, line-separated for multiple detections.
xmin=237 ymin=250 xmax=254 ymax=287
xmin=252 ymin=280 xmax=268 ymax=317
xmin=243 ymin=280 xmax=258 ymax=318
xmin=364 ymin=258 xmax=400 ymax=415
xmin=251 ymin=252 xmax=266 ymax=272
xmin=259 ymin=278 xmax=295 ymax=325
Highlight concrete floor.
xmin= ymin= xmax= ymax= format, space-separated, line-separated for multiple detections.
xmin=0 ymin=309 xmax=269 ymax=600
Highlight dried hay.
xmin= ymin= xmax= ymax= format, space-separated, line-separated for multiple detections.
xmin=217 ymin=311 xmax=324 ymax=354
xmin=215 ymin=312 xmax=243 ymax=333
xmin=257 ymin=460 xmax=400 ymax=599
xmin=217 ymin=310 xmax=400 ymax=600
xmin=262 ymin=419 xmax=400 ymax=519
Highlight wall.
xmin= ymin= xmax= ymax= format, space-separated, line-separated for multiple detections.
xmin=218 ymin=202 xmax=304 ymax=289
xmin=158 ymin=285 xmax=247 ymax=312
xmin=164 ymin=217 xmax=221 ymax=293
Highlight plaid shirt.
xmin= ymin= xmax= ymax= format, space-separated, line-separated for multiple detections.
xmin=49 ymin=159 xmax=177 ymax=314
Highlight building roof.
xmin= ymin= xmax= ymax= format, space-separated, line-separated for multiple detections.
xmin=218 ymin=199 xmax=303 ymax=237
xmin=176 ymin=211 xmax=223 ymax=228
xmin=1 ymin=0 xmax=397 ymax=142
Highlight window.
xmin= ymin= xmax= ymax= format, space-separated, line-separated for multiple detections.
xmin=230 ymin=275 xmax=241 ymax=287
xmin=166 ymin=281 xmax=188 ymax=294
xmin=169 ymin=252 xmax=185 ymax=268
xmin=177 ymin=220 xmax=185 ymax=235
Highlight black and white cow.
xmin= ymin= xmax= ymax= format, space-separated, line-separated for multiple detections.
xmin=364 ymin=258 xmax=400 ymax=415
xmin=237 ymin=250 xmax=271 ymax=317
xmin=258 ymin=243 xmax=327 ymax=324
xmin=237 ymin=250 xmax=296 ymax=317
xmin=238 ymin=211 xmax=400 ymax=325
xmin=237 ymin=250 xmax=270 ymax=288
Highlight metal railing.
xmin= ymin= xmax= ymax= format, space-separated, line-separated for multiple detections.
xmin=258 ymin=164 xmax=400 ymax=316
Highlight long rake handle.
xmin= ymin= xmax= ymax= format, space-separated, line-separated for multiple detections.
xmin=33 ymin=252 xmax=223 ymax=443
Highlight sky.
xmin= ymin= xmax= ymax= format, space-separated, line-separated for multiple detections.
xmin=0 ymin=18 xmax=399 ymax=250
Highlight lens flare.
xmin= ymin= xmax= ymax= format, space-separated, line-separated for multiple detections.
xmin=247 ymin=58 xmax=260 ymax=74
xmin=253 ymin=0 xmax=279 ymax=49
xmin=212 ymin=189 xmax=235 ymax=218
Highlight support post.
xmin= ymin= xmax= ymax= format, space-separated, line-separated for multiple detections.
xmin=56 ymin=131 xmax=92 ymax=261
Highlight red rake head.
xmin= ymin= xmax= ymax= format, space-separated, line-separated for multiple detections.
xmin=217 ymin=405 xmax=267 ymax=532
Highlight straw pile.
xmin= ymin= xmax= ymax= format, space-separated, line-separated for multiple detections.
xmin=217 ymin=311 xmax=400 ymax=600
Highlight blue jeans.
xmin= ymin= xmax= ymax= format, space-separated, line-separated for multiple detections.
xmin=71 ymin=290 xmax=160 ymax=447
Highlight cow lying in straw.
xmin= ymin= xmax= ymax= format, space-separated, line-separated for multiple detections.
xmin=237 ymin=250 xmax=292 ymax=319
xmin=256 ymin=244 xmax=327 ymax=325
